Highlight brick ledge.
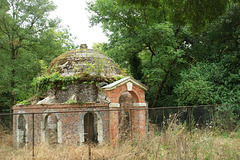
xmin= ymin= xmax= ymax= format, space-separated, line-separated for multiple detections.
xmin=13 ymin=103 xmax=109 ymax=110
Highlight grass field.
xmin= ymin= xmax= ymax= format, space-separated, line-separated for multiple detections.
xmin=0 ymin=122 xmax=239 ymax=160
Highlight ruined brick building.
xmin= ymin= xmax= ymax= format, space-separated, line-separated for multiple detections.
xmin=12 ymin=44 xmax=148 ymax=148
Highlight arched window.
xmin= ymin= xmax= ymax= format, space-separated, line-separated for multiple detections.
xmin=17 ymin=114 xmax=27 ymax=147
xmin=41 ymin=110 xmax=62 ymax=144
xmin=44 ymin=113 xmax=58 ymax=144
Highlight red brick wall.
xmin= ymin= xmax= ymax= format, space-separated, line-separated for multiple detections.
xmin=105 ymin=83 xmax=147 ymax=143
xmin=105 ymin=83 xmax=145 ymax=103
xmin=13 ymin=103 xmax=109 ymax=146
xmin=109 ymin=109 xmax=119 ymax=143
xmin=13 ymin=82 xmax=148 ymax=146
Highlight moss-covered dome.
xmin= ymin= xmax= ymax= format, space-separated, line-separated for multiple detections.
xmin=18 ymin=45 xmax=126 ymax=105
xmin=48 ymin=44 xmax=124 ymax=80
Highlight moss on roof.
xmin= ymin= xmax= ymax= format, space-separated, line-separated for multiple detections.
xmin=48 ymin=48 xmax=125 ymax=80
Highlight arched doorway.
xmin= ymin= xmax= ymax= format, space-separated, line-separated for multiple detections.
xmin=79 ymin=111 xmax=103 ymax=144
xmin=119 ymin=92 xmax=133 ymax=139
xmin=84 ymin=112 xmax=98 ymax=143
xmin=17 ymin=114 xmax=27 ymax=147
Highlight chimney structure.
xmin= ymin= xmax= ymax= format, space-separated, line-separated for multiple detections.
xmin=80 ymin=44 xmax=88 ymax=49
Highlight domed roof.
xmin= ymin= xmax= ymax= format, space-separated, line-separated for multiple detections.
xmin=48 ymin=44 xmax=124 ymax=80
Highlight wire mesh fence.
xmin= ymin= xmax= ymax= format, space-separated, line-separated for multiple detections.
xmin=0 ymin=103 xmax=239 ymax=160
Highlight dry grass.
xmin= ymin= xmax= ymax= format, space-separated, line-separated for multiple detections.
xmin=0 ymin=123 xmax=239 ymax=160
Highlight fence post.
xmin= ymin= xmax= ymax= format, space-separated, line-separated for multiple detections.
xmin=32 ymin=113 xmax=35 ymax=160
xmin=188 ymin=108 xmax=192 ymax=134
xmin=130 ymin=109 xmax=132 ymax=139
xmin=162 ymin=108 xmax=164 ymax=121
xmin=89 ymin=145 xmax=92 ymax=160
xmin=210 ymin=106 xmax=213 ymax=129
xmin=227 ymin=105 xmax=232 ymax=132
xmin=162 ymin=108 xmax=165 ymax=129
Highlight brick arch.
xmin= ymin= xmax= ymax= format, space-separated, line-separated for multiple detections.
xmin=119 ymin=92 xmax=133 ymax=105
xmin=116 ymin=88 xmax=140 ymax=104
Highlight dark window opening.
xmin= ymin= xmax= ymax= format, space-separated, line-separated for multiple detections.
xmin=84 ymin=112 xmax=98 ymax=143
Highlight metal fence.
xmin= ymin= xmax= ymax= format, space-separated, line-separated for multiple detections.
xmin=0 ymin=103 xmax=239 ymax=160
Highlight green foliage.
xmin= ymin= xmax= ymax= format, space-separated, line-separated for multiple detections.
xmin=18 ymin=100 xmax=31 ymax=105
xmin=165 ymin=0 xmax=229 ymax=32
xmin=174 ymin=4 xmax=240 ymax=128
xmin=39 ymin=60 xmax=48 ymax=75
xmin=88 ymin=0 xmax=239 ymax=128
xmin=65 ymin=99 xmax=78 ymax=104
xmin=32 ymin=72 xmax=79 ymax=94
xmin=115 ymin=0 xmax=233 ymax=32
xmin=92 ymin=42 xmax=106 ymax=53
xmin=0 ymin=92 xmax=11 ymax=112
xmin=85 ymin=60 xmax=96 ymax=74
xmin=174 ymin=61 xmax=240 ymax=113
xmin=88 ymin=0 xmax=190 ymax=107
xmin=0 ymin=0 xmax=77 ymax=109
xmin=214 ymin=104 xmax=239 ymax=130
xmin=112 ymin=75 xmax=125 ymax=81
xmin=129 ymin=53 xmax=143 ymax=80
xmin=174 ymin=63 xmax=215 ymax=105
xmin=32 ymin=72 xmax=125 ymax=97
xmin=181 ymin=4 xmax=240 ymax=105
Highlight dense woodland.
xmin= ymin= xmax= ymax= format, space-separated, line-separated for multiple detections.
xmin=0 ymin=0 xmax=239 ymax=127
xmin=88 ymin=0 xmax=240 ymax=127
xmin=0 ymin=0 xmax=77 ymax=112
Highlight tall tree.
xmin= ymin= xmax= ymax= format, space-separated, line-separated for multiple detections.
xmin=175 ymin=4 xmax=240 ymax=106
xmin=0 ymin=0 xmax=76 ymax=109
xmin=88 ymin=0 xmax=239 ymax=128
xmin=173 ymin=4 xmax=240 ymax=129
xmin=88 ymin=0 xmax=187 ymax=107
xmin=117 ymin=0 xmax=232 ymax=32
xmin=88 ymin=0 xmax=239 ymax=108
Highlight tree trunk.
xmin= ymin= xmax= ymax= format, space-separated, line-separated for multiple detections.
xmin=151 ymin=71 xmax=169 ymax=108
xmin=151 ymin=57 xmax=178 ymax=108
xmin=10 ymin=49 xmax=16 ymax=109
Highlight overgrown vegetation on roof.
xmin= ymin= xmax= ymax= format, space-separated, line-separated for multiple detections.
xmin=47 ymin=49 xmax=125 ymax=77
xmin=32 ymin=72 xmax=125 ymax=95
xmin=31 ymin=48 xmax=126 ymax=96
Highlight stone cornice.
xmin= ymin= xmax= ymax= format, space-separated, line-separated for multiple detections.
xmin=12 ymin=103 xmax=109 ymax=110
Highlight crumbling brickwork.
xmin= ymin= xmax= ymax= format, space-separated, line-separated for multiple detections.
xmin=13 ymin=103 xmax=109 ymax=147
xmin=13 ymin=77 xmax=147 ymax=147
